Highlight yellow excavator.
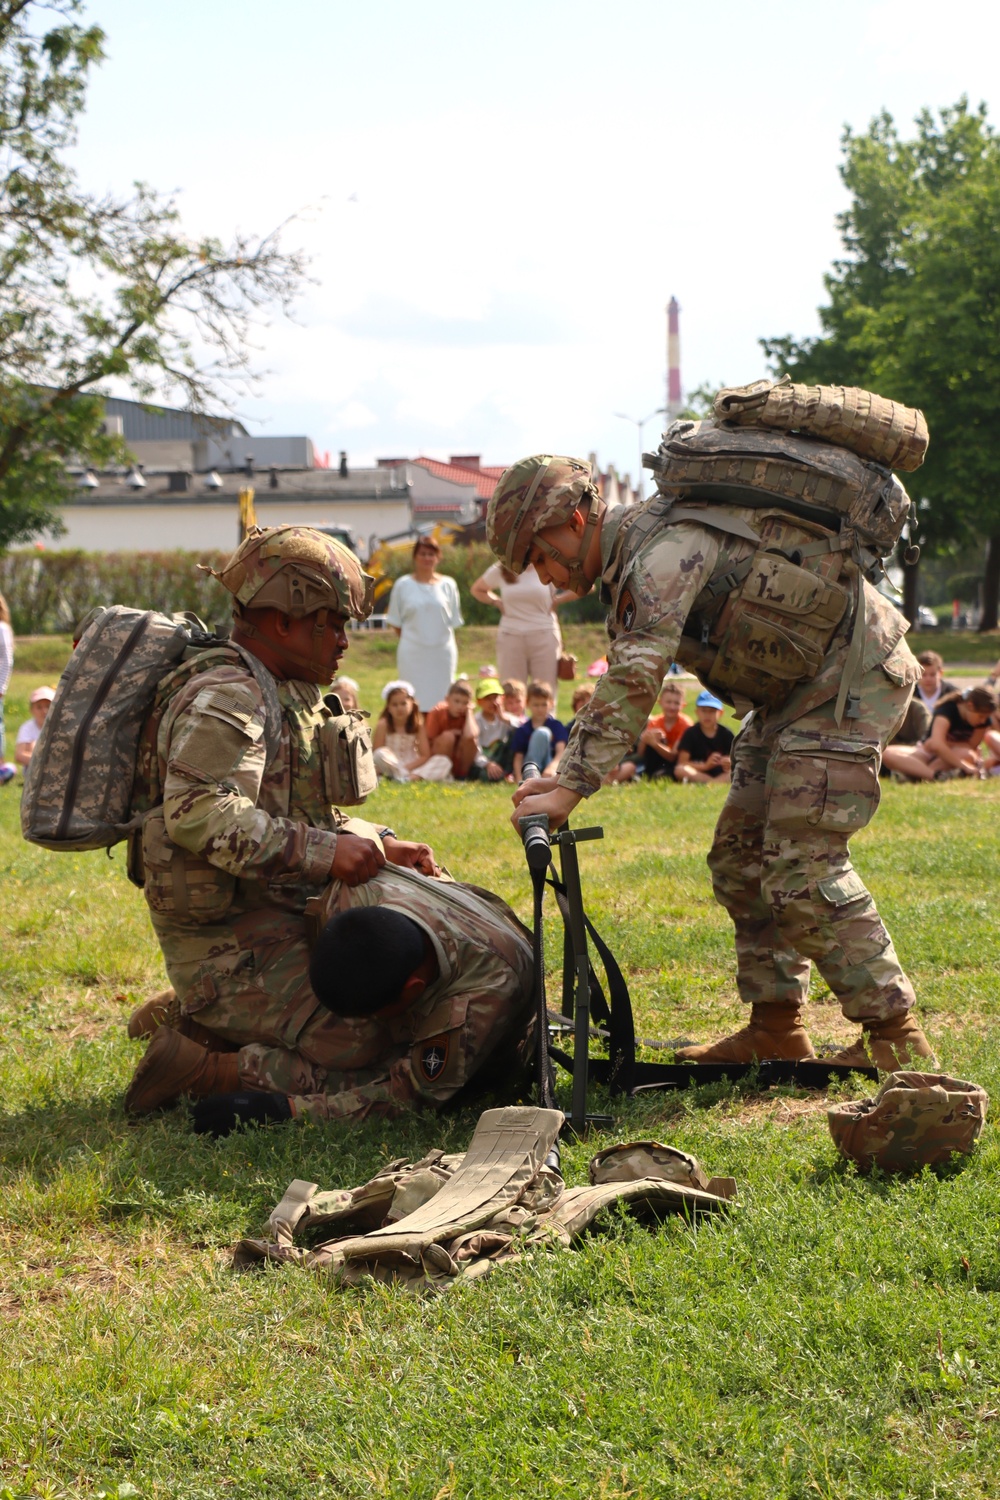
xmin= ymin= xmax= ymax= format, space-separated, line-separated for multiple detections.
xmin=364 ymin=523 xmax=462 ymax=612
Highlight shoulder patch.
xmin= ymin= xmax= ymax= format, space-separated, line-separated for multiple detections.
xmin=418 ymin=1034 xmax=450 ymax=1083
xmin=617 ymin=585 xmax=637 ymax=632
xmin=191 ymin=684 xmax=265 ymax=741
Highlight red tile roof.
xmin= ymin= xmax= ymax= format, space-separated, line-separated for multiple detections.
xmin=413 ymin=456 xmax=502 ymax=501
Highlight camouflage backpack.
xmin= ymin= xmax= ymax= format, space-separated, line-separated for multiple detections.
xmin=639 ymin=383 xmax=927 ymax=718
xmin=20 ymin=606 xmax=283 ymax=853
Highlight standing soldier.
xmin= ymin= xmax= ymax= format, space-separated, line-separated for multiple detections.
xmin=488 ymin=430 xmax=934 ymax=1071
xmin=124 ymin=525 xmax=438 ymax=1109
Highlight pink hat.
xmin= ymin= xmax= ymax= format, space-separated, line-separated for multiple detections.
xmin=30 ymin=686 xmax=55 ymax=704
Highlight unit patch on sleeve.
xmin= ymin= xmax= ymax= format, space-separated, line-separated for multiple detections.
xmin=418 ymin=1035 xmax=450 ymax=1083
xmin=617 ymin=585 xmax=637 ymax=632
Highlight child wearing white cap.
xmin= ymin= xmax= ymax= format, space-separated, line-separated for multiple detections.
xmin=14 ymin=686 xmax=56 ymax=771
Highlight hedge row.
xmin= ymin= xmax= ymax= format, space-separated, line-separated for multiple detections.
xmin=0 ymin=543 xmax=605 ymax=635
xmin=0 ymin=549 xmax=233 ymax=635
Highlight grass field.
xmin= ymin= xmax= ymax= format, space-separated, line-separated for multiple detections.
xmin=3 ymin=631 xmax=1000 ymax=1498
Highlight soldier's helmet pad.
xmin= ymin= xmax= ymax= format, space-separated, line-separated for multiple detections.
xmin=211 ymin=526 xmax=374 ymax=622
xmin=828 ymin=1070 xmax=988 ymax=1174
xmin=487 ymin=455 xmax=599 ymax=576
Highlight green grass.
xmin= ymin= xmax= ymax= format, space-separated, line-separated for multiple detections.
xmin=4 ymin=642 xmax=1000 ymax=1497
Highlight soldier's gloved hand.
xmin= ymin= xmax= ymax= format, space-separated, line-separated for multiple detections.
xmin=190 ymin=1091 xmax=293 ymax=1138
xmin=331 ymin=830 xmax=386 ymax=886
xmin=383 ymin=836 xmax=440 ymax=877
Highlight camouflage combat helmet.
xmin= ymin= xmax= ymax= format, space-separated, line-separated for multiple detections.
xmin=211 ymin=526 xmax=374 ymax=622
xmin=828 ymin=1071 xmax=989 ymax=1174
xmin=487 ymin=455 xmax=601 ymax=590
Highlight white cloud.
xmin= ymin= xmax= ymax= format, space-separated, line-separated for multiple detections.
xmin=333 ymin=400 xmax=378 ymax=430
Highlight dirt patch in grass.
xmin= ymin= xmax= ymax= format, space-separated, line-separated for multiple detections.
xmin=721 ymin=1092 xmax=835 ymax=1127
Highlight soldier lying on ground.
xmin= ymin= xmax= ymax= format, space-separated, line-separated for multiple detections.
xmin=487 ymin=449 xmax=934 ymax=1072
xmin=125 ymin=859 xmax=535 ymax=1128
xmin=124 ymin=526 xmax=445 ymax=1110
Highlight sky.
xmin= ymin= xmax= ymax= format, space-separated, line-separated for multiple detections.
xmin=69 ymin=0 xmax=999 ymax=485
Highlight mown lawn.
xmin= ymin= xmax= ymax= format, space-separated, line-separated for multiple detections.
xmin=2 ymin=632 xmax=1000 ymax=1498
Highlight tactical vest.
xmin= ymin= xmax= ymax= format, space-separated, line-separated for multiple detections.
xmin=608 ymin=493 xmax=863 ymax=718
xmin=129 ymin=651 xmax=376 ymax=913
xmin=234 ymin=1106 xmax=737 ymax=1291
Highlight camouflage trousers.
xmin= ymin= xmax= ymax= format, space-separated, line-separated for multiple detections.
xmin=706 ymin=665 xmax=917 ymax=1023
xmin=150 ymin=903 xmax=391 ymax=1096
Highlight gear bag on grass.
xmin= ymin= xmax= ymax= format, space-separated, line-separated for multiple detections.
xmin=19 ymin=605 xmax=287 ymax=852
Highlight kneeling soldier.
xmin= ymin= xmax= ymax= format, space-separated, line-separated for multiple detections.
xmin=124 ymin=525 xmax=438 ymax=1108
xmin=126 ymin=860 xmax=535 ymax=1122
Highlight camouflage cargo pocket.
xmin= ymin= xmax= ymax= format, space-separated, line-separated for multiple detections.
xmin=767 ymin=732 xmax=880 ymax=835
xmin=816 ymin=868 xmax=890 ymax=962
xmin=141 ymin=809 xmax=237 ymax=924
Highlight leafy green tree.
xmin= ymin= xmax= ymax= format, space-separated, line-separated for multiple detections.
xmin=0 ymin=0 xmax=305 ymax=549
xmin=762 ymin=100 xmax=1000 ymax=627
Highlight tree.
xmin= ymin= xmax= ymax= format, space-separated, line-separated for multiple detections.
xmin=761 ymin=101 xmax=1000 ymax=627
xmin=0 ymin=0 xmax=305 ymax=549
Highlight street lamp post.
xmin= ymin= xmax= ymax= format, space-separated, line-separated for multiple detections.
xmin=614 ymin=407 xmax=665 ymax=502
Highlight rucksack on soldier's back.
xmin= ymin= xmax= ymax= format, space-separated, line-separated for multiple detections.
xmin=21 ymin=603 xmax=375 ymax=856
xmin=20 ymin=606 xmax=279 ymax=852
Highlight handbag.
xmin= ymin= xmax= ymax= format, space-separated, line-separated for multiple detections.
xmin=557 ymin=652 xmax=577 ymax=681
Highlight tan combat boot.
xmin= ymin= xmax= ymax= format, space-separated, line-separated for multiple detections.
xmin=827 ymin=1013 xmax=937 ymax=1072
xmin=675 ymin=1003 xmax=816 ymax=1064
xmin=124 ymin=1026 xmax=242 ymax=1114
xmin=128 ymin=990 xmax=234 ymax=1050
xmin=128 ymin=988 xmax=178 ymax=1038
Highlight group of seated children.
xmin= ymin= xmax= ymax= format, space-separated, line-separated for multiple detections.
xmin=369 ymin=673 xmax=539 ymax=784
xmin=364 ymin=669 xmax=738 ymax=788
xmin=881 ymin=649 xmax=1000 ymax=783
xmin=605 ymin=680 xmax=734 ymax=785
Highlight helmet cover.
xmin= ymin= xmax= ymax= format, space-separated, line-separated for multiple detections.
xmin=486 ymin=455 xmax=596 ymax=574
xmin=828 ymin=1071 xmax=989 ymax=1174
xmin=211 ymin=526 xmax=374 ymax=621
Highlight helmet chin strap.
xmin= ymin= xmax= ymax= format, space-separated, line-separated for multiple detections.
xmin=533 ymin=494 xmax=602 ymax=594
xmin=236 ymin=609 xmax=334 ymax=680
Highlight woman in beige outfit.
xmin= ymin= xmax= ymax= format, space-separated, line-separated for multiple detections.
xmin=471 ymin=562 xmax=574 ymax=689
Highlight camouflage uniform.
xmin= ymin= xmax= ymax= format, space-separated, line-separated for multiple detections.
xmin=490 ymin=466 xmax=921 ymax=1029
xmin=240 ymin=864 xmax=535 ymax=1120
xmin=133 ymin=525 xmax=397 ymax=1079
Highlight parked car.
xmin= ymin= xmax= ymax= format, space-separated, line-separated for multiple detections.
xmin=915 ymin=605 xmax=940 ymax=629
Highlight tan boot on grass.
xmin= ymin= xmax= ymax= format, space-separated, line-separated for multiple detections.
xmin=827 ymin=1013 xmax=937 ymax=1072
xmin=675 ymin=1003 xmax=816 ymax=1064
xmin=128 ymin=987 xmax=178 ymax=1038
xmin=124 ymin=1026 xmax=241 ymax=1114
xmin=128 ymin=989 xmax=233 ymax=1050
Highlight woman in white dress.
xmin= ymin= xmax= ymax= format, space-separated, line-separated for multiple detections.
xmin=470 ymin=561 xmax=574 ymax=690
xmin=371 ymin=680 xmax=453 ymax=782
xmin=385 ymin=537 xmax=464 ymax=710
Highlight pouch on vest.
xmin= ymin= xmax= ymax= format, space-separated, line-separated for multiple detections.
xmin=705 ymin=551 xmax=850 ymax=710
xmin=320 ymin=694 xmax=377 ymax=807
xmin=139 ymin=807 xmax=237 ymax=924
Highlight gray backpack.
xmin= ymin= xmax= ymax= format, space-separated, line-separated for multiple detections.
xmin=20 ymin=606 xmax=280 ymax=852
